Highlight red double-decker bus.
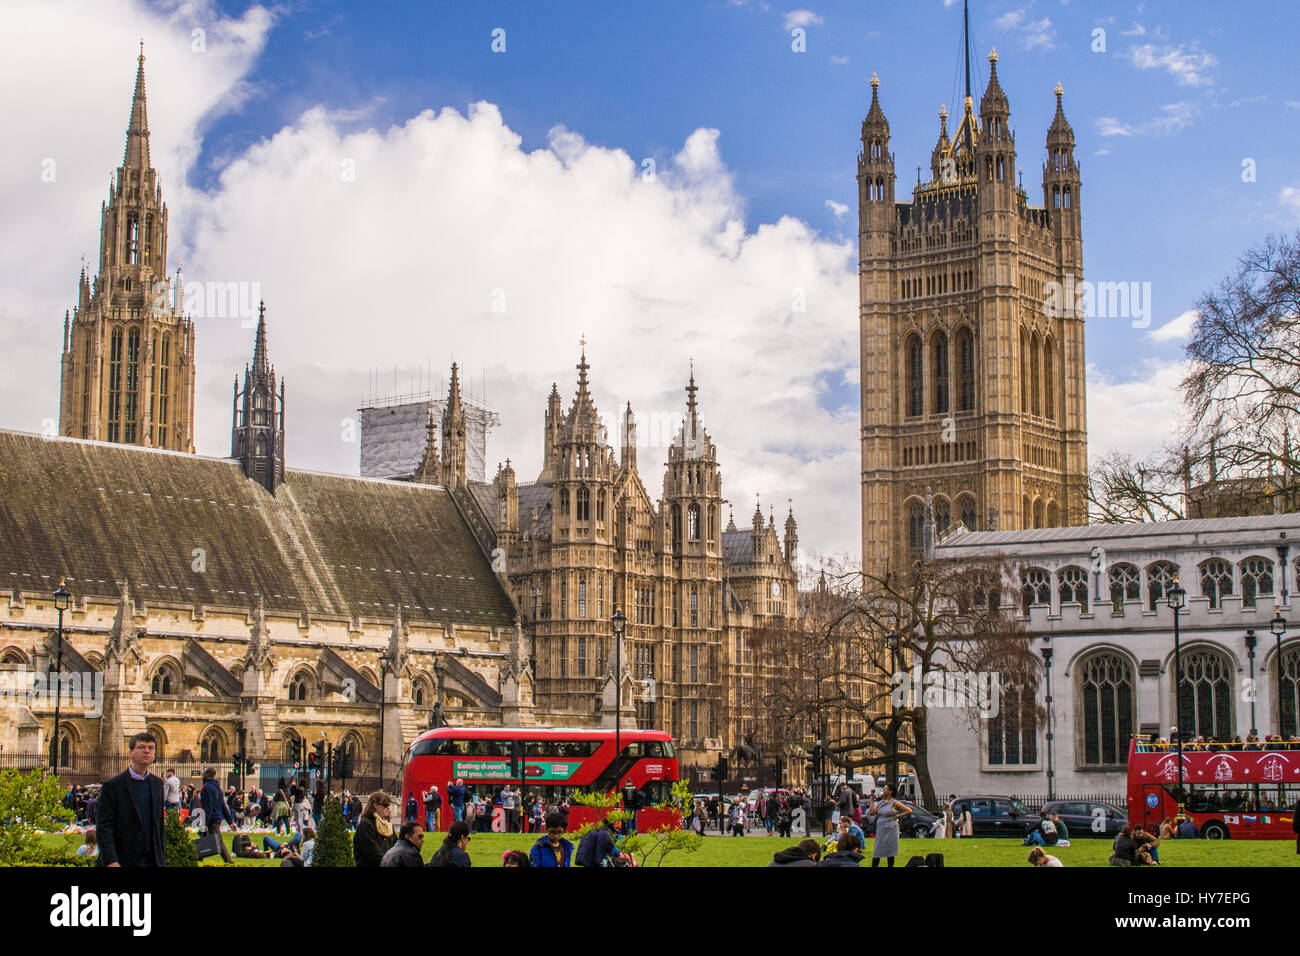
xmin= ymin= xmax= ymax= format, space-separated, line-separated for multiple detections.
xmin=1128 ymin=736 xmax=1300 ymax=839
xmin=399 ymin=726 xmax=680 ymax=831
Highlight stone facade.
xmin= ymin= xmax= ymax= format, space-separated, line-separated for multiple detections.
xmin=925 ymin=514 xmax=1300 ymax=798
xmin=858 ymin=51 xmax=1087 ymax=575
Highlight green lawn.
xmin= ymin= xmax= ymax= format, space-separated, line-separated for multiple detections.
xmin=41 ymin=830 xmax=1299 ymax=867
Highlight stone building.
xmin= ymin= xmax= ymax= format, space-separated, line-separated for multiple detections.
xmin=924 ymin=515 xmax=1300 ymax=798
xmin=858 ymin=45 xmax=1087 ymax=574
xmin=59 ymin=48 xmax=195 ymax=453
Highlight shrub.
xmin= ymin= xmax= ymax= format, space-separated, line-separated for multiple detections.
xmin=164 ymin=808 xmax=198 ymax=867
xmin=311 ymin=797 xmax=353 ymax=867
xmin=0 ymin=769 xmax=74 ymax=864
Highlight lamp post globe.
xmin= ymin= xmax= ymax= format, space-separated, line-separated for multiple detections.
xmin=50 ymin=579 xmax=71 ymax=774
xmin=1271 ymin=608 xmax=1288 ymax=738
xmin=1166 ymin=577 xmax=1187 ymax=805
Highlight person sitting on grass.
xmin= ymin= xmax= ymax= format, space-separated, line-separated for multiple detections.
xmin=816 ymin=832 xmax=864 ymax=867
xmin=1176 ymin=816 xmax=1200 ymax=838
xmin=833 ymin=815 xmax=866 ymax=851
xmin=1024 ymin=813 xmax=1060 ymax=847
xmin=1132 ymin=824 xmax=1161 ymax=865
xmin=76 ymin=828 xmax=98 ymax=858
xmin=232 ymin=833 xmax=270 ymax=859
xmin=529 ymin=812 xmax=575 ymax=868
xmin=1027 ymin=846 xmax=1063 ymax=867
xmin=502 ymin=850 xmax=531 ymax=867
xmin=428 ymin=821 xmax=473 ymax=868
xmin=767 ymin=838 xmax=821 ymax=867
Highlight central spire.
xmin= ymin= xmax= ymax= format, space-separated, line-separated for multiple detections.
xmin=124 ymin=41 xmax=151 ymax=170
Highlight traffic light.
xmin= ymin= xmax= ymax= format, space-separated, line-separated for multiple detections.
xmin=335 ymin=748 xmax=352 ymax=780
xmin=289 ymin=738 xmax=302 ymax=765
xmin=244 ymin=757 xmax=255 ymax=776
xmin=310 ymin=739 xmax=326 ymax=772
xmin=231 ymin=752 xmax=243 ymax=777
xmin=715 ymin=755 xmax=729 ymax=782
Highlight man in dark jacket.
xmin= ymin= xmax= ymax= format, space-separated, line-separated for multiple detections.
xmin=380 ymin=822 xmax=426 ymax=866
xmin=575 ymin=818 xmax=620 ymax=867
xmin=96 ymin=731 xmax=166 ymax=867
xmin=816 ymin=832 xmax=864 ymax=866
xmin=447 ymin=778 xmax=468 ymax=821
xmin=200 ymin=767 xmax=234 ymax=863
xmin=422 ymin=785 xmax=443 ymax=832
xmin=767 ymin=838 xmax=821 ymax=867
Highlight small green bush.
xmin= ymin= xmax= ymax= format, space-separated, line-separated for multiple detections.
xmin=0 ymin=769 xmax=74 ymax=864
xmin=164 ymin=808 xmax=198 ymax=867
xmin=311 ymin=797 xmax=353 ymax=867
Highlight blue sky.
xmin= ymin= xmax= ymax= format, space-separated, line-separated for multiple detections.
xmin=2 ymin=0 xmax=1297 ymax=564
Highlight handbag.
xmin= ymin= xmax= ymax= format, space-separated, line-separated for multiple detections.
xmin=196 ymin=831 xmax=222 ymax=860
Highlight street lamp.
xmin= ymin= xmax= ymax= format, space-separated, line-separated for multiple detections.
xmin=611 ymin=607 xmax=626 ymax=782
xmin=378 ymin=650 xmax=393 ymax=791
xmin=1245 ymin=630 xmax=1258 ymax=737
xmin=885 ymin=629 xmax=900 ymax=793
xmin=49 ymin=574 xmax=71 ymax=780
xmin=1166 ymin=576 xmax=1187 ymax=806
xmin=1271 ymin=608 xmax=1288 ymax=738
xmin=1041 ymin=642 xmax=1055 ymax=801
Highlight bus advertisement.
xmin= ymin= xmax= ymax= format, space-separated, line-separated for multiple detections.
xmin=1128 ymin=736 xmax=1300 ymax=839
xmin=400 ymin=727 xmax=681 ymax=831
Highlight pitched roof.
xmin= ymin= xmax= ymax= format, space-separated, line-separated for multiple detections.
xmin=721 ymin=529 xmax=752 ymax=567
xmin=517 ymin=482 xmax=553 ymax=538
xmin=936 ymin=513 xmax=1300 ymax=551
xmin=0 ymin=430 xmax=516 ymax=626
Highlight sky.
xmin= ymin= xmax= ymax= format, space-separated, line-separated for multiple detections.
xmin=2 ymin=0 xmax=1297 ymax=569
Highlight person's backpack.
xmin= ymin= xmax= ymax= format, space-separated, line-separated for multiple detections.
xmin=904 ymin=855 xmax=927 ymax=867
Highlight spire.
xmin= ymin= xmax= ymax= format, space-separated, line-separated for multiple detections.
xmin=726 ymin=505 xmax=736 ymax=532
xmin=620 ymin=400 xmax=637 ymax=470
xmin=752 ymin=495 xmax=763 ymax=531
xmin=174 ymin=259 xmax=185 ymax=313
xmin=252 ymin=301 xmax=270 ymax=378
xmin=244 ymin=595 xmax=275 ymax=669
xmin=441 ymin=362 xmax=467 ymax=487
xmin=414 ymin=404 xmax=440 ymax=485
xmin=980 ymin=47 xmax=1009 ymax=117
xmin=963 ymin=0 xmax=972 ymax=101
xmin=1047 ymin=81 xmax=1075 ymax=146
xmin=576 ymin=336 xmax=590 ymax=396
xmin=123 ymin=42 xmax=151 ymax=170
xmin=863 ymin=72 xmax=889 ymax=137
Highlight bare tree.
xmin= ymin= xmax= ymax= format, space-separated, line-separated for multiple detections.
xmin=1085 ymin=448 xmax=1187 ymax=523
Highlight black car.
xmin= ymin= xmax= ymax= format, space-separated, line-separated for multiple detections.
xmin=897 ymin=800 xmax=940 ymax=838
xmin=950 ymin=795 xmax=1041 ymax=838
xmin=1039 ymin=799 xmax=1127 ymax=838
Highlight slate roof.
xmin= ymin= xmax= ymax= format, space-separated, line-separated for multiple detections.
xmin=517 ymin=482 xmax=553 ymax=539
xmin=721 ymin=529 xmax=753 ymax=567
xmin=0 ymin=430 xmax=516 ymax=626
xmin=936 ymin=513 xmax=1300 ymax=551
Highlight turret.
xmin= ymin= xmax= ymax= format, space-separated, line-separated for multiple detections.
xmin=977 ymin=49 xmax=1017 ymax=211
xmin=231 ymin=302 xmax=285 ymax=494
xmin=441 ymin=363 xmax=467 ymax=488
xmin=858 ymin=73 xmax=895 ymax=232
xmin=620 ymin=401 xmax=637 ymax=471
xmin=1043 ymin=82 xmax=1082 ymax=272
xmin=784 ymin=503 xmax=798 ymax=565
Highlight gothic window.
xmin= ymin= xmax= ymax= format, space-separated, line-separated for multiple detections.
xmin=988 ymin=678 xmax=1038 ymax=766
xmin=255 ymin=435 xmax=268 ymax=458
xmin=1046 ymin=501 xmax=1060 ymax=527
xmin=150 ymin=662 xmax=179 ymax=695
xmin=907 ymin=500 xmax=925 ymax=552
xmin=598 ymin=579 xmax=604 ymax=619
xmin=932 ymin=331 xmax=949 ymax=414
xmin=1239 ymin=557 xmax=1273 ymax=609
xmin=126 ymin=214 xmax=140 ymax=264
xmin=688 ymin=504 xmax=700 ymax=541
xmin=1177 ymin=647 xmax=1234 ymax=739
xmin=671 ymin=505 xmax=682 ymax=552
xmin=281 ymin=733 xmax=303 ymax=762
xmin=956 ymin=326 xmax=975 ymax=412
xmin=1080 ymin=652 xmax=1135 ymax=766
xmin=1058 ymin=566 xmax=1089 ymax=611
xmin=1022 ymin=495 xmax=1031 ymax=529
xmin=560 ymin=579 xmax=568 ymax=620
xmin=1032 ymin=498 xmax=1044 ymax=529
xmin=412 ymin=679 xmax=427 ymax=706
xmin=1052 ymin=186 xmax=1061 ymax=209
xmin=1021 ymin=568 xmax=1051 ymax=614
xmin=933 ymin=497 xmax=951 ymax=537
xmin=707 ymin=505 xmax=716 ymax=543
xmin=959 ymin=495 xmax=977 ymax=532
xmin=1200 ymin=559 xmax=1233 ymax=609
xmin=157 ymin=334 xmax=170 ymax=428
xmin=1043 ymin=337 xmax=1056 ymax=421
xmin=690 ymin=645 xmax=699 ymax=683
xmin=709 ymin=589 xmax=715 ymax=627
xmin=200 ymin=730 xmax=223 ymax=763
xmin=577 ymin=486 xmax=590 ymax=521
xmin=905 ymin=334 xmax=923 ymax=418
xmin=1063 ymin=186 xmax=1072 ymax=209
xmin=559 ymin=488 xmax=569 ymax=517
xmin=1280 ymin=645 xmax=1300 ymax=738
xmin=288 ymin=671 xmax=311 ymax=701
xmin=123 ymin=328 xmax=140 ymax=443
xmin=690 ymin=588 xmax=699 ymax=628
xmin=578 ymin=578 xmax=587 ymax=619
xmin=108 ymin=327 xmax=124 ymax=442
xmin=1030 ymin=333 xmax=1042 ymax=417
xmin=1147 ymin=561 xmax=1179 ymax=612
xmin=1020 ymin=328 xmax=1030 ymax=414
xmin=576 ymin=637 xmax=587 ymax=677
xmin=1108 ymin=563 xmax=1140 ymax=613
xmin=559 ymin=636 xmax=567 ymax=677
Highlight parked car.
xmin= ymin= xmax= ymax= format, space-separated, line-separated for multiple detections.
xmin=949 ymin=795 xmax=1041 ymax=838
xmin=1038 ymin=799 xmax=1127 ymax=837
xmin=896 ymin=800 xmax=940 ymax=838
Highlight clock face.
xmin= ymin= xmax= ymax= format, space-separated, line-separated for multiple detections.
xmin=771 ymin=581 xmax=781 ymax=599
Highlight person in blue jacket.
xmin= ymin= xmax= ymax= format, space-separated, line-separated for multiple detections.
xmin=529 ymin=811 xmax=574 ymax=867
xmin=200 ymin=766 xmax=235 ymax=863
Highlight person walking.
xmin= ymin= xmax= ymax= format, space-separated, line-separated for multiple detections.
xmin=163 ymin=768 xmax=181 ymax=814
xmin=353 ymin=790 xmax=396 ymax=866
xmin=312 ymin=780 xmax=325 ymax=828
xmin=200 ymin=766 xmax=235 ymax=864
xmin=428 ymin=821 xmax=473 ymax=867
xmin=422 ymin=785 xmax=443 ymax=833
xmin=447 ymin=778 xmax=467 ymax=822
xmin=529 ymin=812 xmax=574 ymax=867
xmin=291 ymin=782 xmax=311 ymax=834
xmin=271 ymin=789 xmax=292 ymax=834
xmin=380 ymin=822 xmax=426 ymax=866
xmin=404 ymin=790 xmax=420 ymax=825
xmin=869 ymin=785 xmax=911 ymax=868
xmin=95 ymin=731 xmax=166 ymax=868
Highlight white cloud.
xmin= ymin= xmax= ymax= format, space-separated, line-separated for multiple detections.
xmin=824 ymin=199 xmax=848 ymax=217
xmin=1087 ymin=359 xmax=1189 ymax=460
xmin=783 ymin=9 xmax=823 ymax=30
xmin=995 ymin=10 xmax=1026 ymax=31
xmin=1283 ymin=186 xmax=1300 ymax=221
xmin=995 ymin=9 xmax=1054 ymax=51
xmin=1286 ymin=100 xmax=1300 ymax=111
xmin=1148 ymin=309 xmax=1197 ymax=342
xmin=1130 ymin=43 xmax=1217 ymax=86
xmin=1121 ymin=23 xmax=1146 ymax=36
xmin=0 ymin=0 xmax=863 ymax=563
xmin=829 ymin=54 xmax=849 ymax=65
xmin=1096 ymin=117 xmax=1132 ymax=137
xmin=1094 ymin=102 xmax=1195 ymax=138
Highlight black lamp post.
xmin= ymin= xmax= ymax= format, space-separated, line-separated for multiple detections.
xmin=1272 ymin=608 xmax=1288 ymax=738
xmin=1166 ymin=577 xmax=1187 ymax=805
xmin=1042 ymin=642 xmax=1055 ymax=801
xmin=378 ymin=650 xmax=392 ymax=791
xmin=49 ymin=580 xmax=71 ymax=775
xmin=885 ymin=629 xmax=900 ymax=793
xmin=1245 ymin=630 xmax=1258 ymax=737
xmin=611 ymin=608 xmax=626 ymax=781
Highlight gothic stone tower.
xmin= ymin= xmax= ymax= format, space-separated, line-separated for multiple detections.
xmin=858 ymin=51 xmax=1086 ymax=574
xmin=59 ymin=48 xmax=195 ymax=452
xmin=230 ymin=303 xmax=285 ymax=493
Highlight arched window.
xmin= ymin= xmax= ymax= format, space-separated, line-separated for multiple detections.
xmin=559 ymin=488 xmax=570 ymax=517
xmin=1177 ymin=647 xmax=1234 ymax=739
xmin=1239 ymin=557 xmax=1274 ymax=609
xmin=1046 ymin=501 xmax=1060 ymax=528
xmin=988 ymin=677 xmax=1038 ymax=766
xmin=577 ymin=486 xmax=590 ymax=521
xmin=281 ymin=732 xmax=303 ymax=763
xmin=1032 ymin=499 xmax=1044 ymax=529
xmin=905 ymin=335 xmax=923 ymax=417
xmin=1199 ymin=559 xmax=1233 ymax=609
xmin=1029 ymin=332 xmax=1042 ymax=417
xmin=200 ymin=729 xmax=223 ymax=763
xmin=1058 ymin=566 xmax=1089 ymax=612
xmin=958 ymin=495 xmax=977 ymax=532
xmin=578 ymin=577 xmax=587 ymax=619
xmin=1079 ymin=652 xmax=1134 ymax=766
xmin=126 ymin=214 xmax=139 ymax=264
xmin=1019 ymin=328 xmax=1030 ymax=414
xmin=932 ymin=331 xmax=949 ymax=414
xmin=1280 ymin=644 xmax=1300 ymax=738
xmin=1043 ymin=337 xmax=1056 ymax=421
xmin=108 ymin=326 xmax=124 ymax=442
xmin=560 ymin=579 xmax=568 ymax=619
xmin=1147 ymin=561 xmax=1179 ymax=612
xmin=288 ymin=671 xmax=311 ymax=702
xmin=51 ymin=728 xmax=75 ymax=768
xmin=671 ymin=504 xmax=682 ymax=552
xmin=150 ymin=662 xmax=179 ymax=696
xmin=1021 ymin=568 xmax=1051 ymax=614
xmin=1022 ymin=495 xmax=1031 ymax=529
xmin=146 ymin=725 xmax=166 ymax=760
xmin=0 ymin=648 xmax=28 ymax=665
xmin=707 ymin=504 xmax=716 ymax=543
xmin=688 ymin=504 xmax=700 ymax=541
xmin=1108 ymin=563 xmax=1140 ymax=613
xmin=907 ymin=500 xmax=925 ymax=553
xmin=933 ymin=497 xmax=951 ymax=537
xmin=690 ymin=588 xmax=699 ymax=628
xmin=956 ymin=327 xmax=975 ymax=412
xmin=597 ymin=491 xmax=606 ymax=523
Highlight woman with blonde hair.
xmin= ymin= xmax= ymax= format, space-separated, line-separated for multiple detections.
xmin=353 ymin=790 xmax=397 ymax=866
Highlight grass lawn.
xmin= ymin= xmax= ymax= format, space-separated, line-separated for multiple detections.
xmin=40 ymin=829 xmax=1300 ymax=867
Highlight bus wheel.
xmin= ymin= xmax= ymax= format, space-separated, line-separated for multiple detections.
xmin=1202 ymin=822 xmax=1228 ymax=840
